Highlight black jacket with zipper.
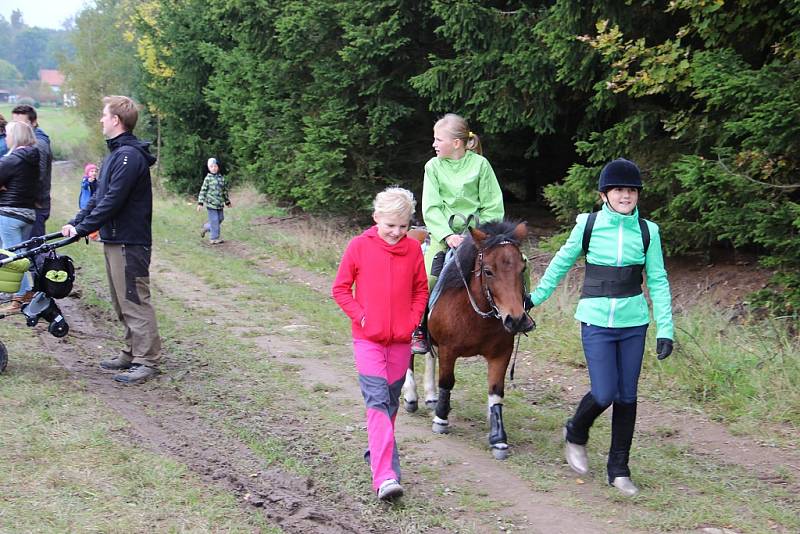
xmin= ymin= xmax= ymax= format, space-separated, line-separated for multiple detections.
xmin=71 ymin=132 xmax=157 ymax=246
xmin=0 ymin=145 xmax=40 ymax=209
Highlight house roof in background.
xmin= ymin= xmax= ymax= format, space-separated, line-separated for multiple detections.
xmin=39 ymin=69 xmax=65 ymax=86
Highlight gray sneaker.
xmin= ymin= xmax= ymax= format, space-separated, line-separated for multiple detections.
xmin=610 ymin=476 xmax=639 ymax=497
xmin=114 ymin=364 xmax=158 ymax=385
xmin=100 ymin=356 xmax=133 ymax=370
xmin=377 ymin=479 xmax=403 ymax=500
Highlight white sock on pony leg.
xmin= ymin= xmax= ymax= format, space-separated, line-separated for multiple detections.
xmin=423 ymin=353 xmax=437 ymax=405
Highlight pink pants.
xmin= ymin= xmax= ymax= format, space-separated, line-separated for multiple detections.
xmin=353 ymin=339 xmax=411 ymax=491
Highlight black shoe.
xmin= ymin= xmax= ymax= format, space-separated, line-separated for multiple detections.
xmin=114 ymin=364 xmax=158 ymax=384
xmin=100 ymin=356 xmax=133 ymax=370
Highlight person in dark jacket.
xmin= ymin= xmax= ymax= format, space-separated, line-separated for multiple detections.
xmin=62 ymin=96 xmax=162 ymax=385
xmin=11 ymin=105 xmax=52 ymax=238
xmin=0 ymin=121 xmax=39 ymax=312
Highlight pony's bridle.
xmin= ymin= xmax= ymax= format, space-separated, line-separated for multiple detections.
xmin=453 ymin=240 xmax=519 ymax=320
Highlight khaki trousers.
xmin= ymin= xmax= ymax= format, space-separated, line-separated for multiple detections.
xmin=104 ymin=243 xmax=162 ymax=367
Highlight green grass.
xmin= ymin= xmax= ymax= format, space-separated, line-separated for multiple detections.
xmin=1 ymin=103 xmax=97 ymax=161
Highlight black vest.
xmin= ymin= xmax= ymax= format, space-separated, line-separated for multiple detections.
xmin=580 ymin=211 xmax=650 ymax=299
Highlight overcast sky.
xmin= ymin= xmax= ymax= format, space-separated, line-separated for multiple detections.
xmin=3 ymin=0 xmax=94 ymax=30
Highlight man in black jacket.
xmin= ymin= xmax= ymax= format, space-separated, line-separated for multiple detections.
xmin=62 ymin=96 xmax=162 ymax=385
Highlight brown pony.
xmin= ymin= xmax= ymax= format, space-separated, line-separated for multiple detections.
xmin=428 ymin=220 xmax=534 ymax=459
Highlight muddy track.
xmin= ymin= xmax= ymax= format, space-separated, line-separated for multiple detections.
xmin=39 ymin=295 xmax=367 ymax=533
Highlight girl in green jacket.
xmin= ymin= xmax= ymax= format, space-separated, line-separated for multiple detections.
xmin=528 ymin=158 xmax=674 ymax=497
xmin=410 ymin=113 xmax=505 ymax=354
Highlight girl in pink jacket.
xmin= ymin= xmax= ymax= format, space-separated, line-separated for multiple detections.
xmin=331 ymin=187 xmax=428 ymax=501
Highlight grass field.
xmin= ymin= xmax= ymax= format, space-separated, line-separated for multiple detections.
xmin=0 ymin=103 xmax=99 ymax=162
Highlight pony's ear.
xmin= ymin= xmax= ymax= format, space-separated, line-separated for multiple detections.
xmin=470 ymin=226 xmax=487 ymax=247
xmin=513 ymin=222 xmax=528 ymax=242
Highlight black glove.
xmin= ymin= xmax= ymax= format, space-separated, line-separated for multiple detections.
xmin=523 ymin=293 xmax=534 ymax=312
xmin=656 ymin=338 xmax=673 ymax=360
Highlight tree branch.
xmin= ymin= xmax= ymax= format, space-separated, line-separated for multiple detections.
xmin=716 ymin=156 xmax=800 ymax=191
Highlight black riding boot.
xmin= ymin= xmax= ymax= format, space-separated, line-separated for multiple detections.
xmin=565 ymin=392 xmax=608 ymax=445
xmin=607 ymin=400 xmax=637 ymax=483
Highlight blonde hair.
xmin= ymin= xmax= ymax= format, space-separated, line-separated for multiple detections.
xmin=103 ymin=95 xmax=139 ymax=131
xmin=373 ymin=186 xmax=416 ymax=220
xmin=5 ymin=121 xmax=36 ymax=150
xmin=434 ymin=113 xmax=483 ymax=155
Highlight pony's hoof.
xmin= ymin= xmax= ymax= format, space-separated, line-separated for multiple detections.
xmin=491 ymin=444 xmax=509 ymax=460
xmin=424 ymin=399 xmax=438 ymax=411
xmin=404 ymin=400 xmax=418 ymax=413
xmin=432 ymin=418 xmax=450 ymax=434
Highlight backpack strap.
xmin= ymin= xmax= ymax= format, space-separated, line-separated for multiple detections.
xmin=638 ymin=218 xmax=650 ymax=255
xmin=581 ymin=211 xmax=598 ymax=256
xmin=582 ymin=211 xmax=651 ymax=256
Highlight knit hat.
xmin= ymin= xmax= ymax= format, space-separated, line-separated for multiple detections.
xmin=598 ymin=158 xmax=643 ymax=192
xmin=84 ymin=163 xmax=97 ymax=174
xmin=207 ymin=158 xmax=218 ymax=167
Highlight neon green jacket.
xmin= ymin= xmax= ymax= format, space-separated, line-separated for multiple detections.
xmin=530 ymin=203 xmax=673 ymax=339
xmin=422 ymin=151 xmax=504 ymax=245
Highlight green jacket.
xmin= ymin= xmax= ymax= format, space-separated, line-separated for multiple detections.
xmin=422 ymin=151 xmax=504 ymax=245
xmin=197 ymin=173 xmax=230 ymax=210
xmin=530 ymin=203 xmax=674 ymax=339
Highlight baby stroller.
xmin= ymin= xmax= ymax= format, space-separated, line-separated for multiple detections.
xmin=0 ymin=232 xmax=80 ymax=374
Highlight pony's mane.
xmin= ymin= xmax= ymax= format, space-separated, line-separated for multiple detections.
xmin=438 ymin=220 xmax=523 ymax=292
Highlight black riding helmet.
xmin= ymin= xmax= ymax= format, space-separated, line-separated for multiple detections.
xmin=598 ymin=158 xmax=643 ymax=192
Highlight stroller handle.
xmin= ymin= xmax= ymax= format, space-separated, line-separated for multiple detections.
xmin=0 ymin=233 xmax=80 ymax=267
xmin=5 ymin=231 xmax=68 ymax=253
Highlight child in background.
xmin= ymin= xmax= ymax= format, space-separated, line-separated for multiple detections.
xmin=527 ymin=158 xmax=674 ymax=497
xmin=79 ymin=163 xmax=98 ymax=209
xmin=196 ymin=157 xmax=231 ymax=244
xmin=79 ymin=163 xmax=100 ymax=240
xmin=331 ymin=187 xmax=429 ymax=501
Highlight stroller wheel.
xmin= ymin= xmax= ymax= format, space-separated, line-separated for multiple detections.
xmin=48 ymin=320 xmax=69 ymax=338
xmin=0 ymin=341 xmax=7 ymax=374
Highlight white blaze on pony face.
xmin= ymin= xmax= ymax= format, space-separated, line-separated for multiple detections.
xmin=373 ymin=212 xmax=410 ymax=245
xmin=601 ymin=187 xmax=639 ymax=215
